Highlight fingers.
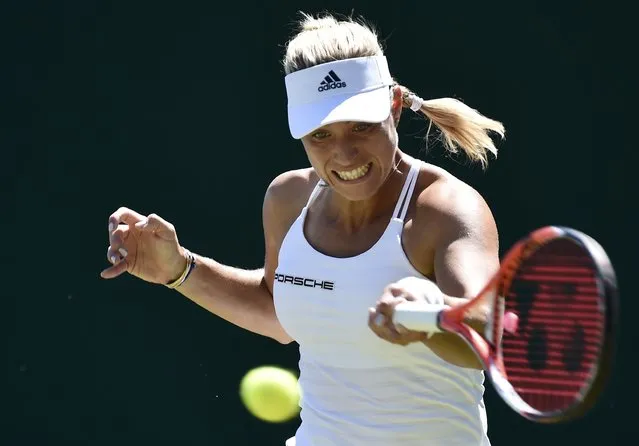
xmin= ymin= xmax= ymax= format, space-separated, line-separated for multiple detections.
xmin=368 ymin=292 xmax=425 ymax=346
xmin=100 ymin=261 xmax=128 ymax=279
xmin=368 ymin=306 xmax=423 ymax=346
xmin=369 ymin=293 xmax=401 ymax=330
xmin=100 ymin=246 xmax=129 ymax=279
xmin=383 ymin=282 xmax=406 ymax=298
xmin=107 ymin=207 xmax=174 ymax=240
xmin=106 ymin=243 xmax=128 ymax=265
xmin=393 ymin=277 xmax=444 ymax=305
xmin=368 ymin=305 xmax=401 ymax=334
xmin=368 ymin=308 xmax=401 ymax=343
xmin=134 ymin=213 xmax=176 ymax=241
xmin=102 ymin=208 xmax=177 ymax=281
xmin=108 ymin=207 xmax=145 ymax=232
xmin=109 ymin=224 xmax=129 ymax=251
xmin=103 ymin=221 xmax=130 ymax=280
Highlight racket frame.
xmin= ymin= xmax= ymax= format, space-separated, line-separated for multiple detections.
xmin=395 ymin=226 xmax=618 ymax=423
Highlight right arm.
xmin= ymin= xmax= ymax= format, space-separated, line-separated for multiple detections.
xmin=100 ymin=170 xmax=316 ymax=345
xmin=173 ymin=258 xmax=291 ymax=343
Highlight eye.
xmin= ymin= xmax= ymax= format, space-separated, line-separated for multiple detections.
xmin=353 ymin=123 xmax=374 ymax=132
xmin=311 ymin=130 xmax=330 ymax=139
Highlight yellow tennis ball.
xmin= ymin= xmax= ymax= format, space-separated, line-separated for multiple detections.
xmin=239 ymin=366 xmax=301 ymax=423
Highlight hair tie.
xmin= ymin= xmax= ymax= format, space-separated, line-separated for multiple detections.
xmin=409 ymin=94 xmax=424 ymax=112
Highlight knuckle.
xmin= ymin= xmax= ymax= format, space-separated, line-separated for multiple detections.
xmin=384 ymin=283 xmax=399 ymax=293
xmin=400 ymin=292 xmax=415 ymax=302
xmin=113 ymin=226 xmax=127 ymax=237
xmin=387 ymin=283 xmax=406 ymax=297
xmin=379 ymin=295 xmax=395 ymax=306
xmin=110 ymin=207 xmax=126 ymax=224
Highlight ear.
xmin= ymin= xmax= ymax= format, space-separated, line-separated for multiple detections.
xmin=390 ymin=85 xmax=403 ymax=126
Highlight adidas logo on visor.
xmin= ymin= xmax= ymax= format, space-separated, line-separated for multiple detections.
xmin=318 ymin=70 xmax=347 ymax=92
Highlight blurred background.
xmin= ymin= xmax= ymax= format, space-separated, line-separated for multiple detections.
xmin=2 ymin=0 xmax=631 ymax=444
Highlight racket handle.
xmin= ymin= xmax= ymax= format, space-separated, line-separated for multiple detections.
xmin=392 ymin=302 xmax=445 ymax=333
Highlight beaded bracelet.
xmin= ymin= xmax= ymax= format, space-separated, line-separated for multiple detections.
xmin=165 ymin=249 xmax=196 ymax=289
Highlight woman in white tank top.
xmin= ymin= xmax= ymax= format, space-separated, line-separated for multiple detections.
xmin=101 ymin=11 xmax=505 ymax=446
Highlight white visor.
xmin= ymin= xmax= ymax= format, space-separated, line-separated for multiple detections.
xmin=285 ymin=55 xmax=394 ymax=139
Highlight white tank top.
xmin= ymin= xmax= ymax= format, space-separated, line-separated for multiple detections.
xmin=273 ymin=160 xmax=490 ymax=446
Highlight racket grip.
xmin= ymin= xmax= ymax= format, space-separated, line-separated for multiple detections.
xmin=392 ymin=302 xmax=445 ymax=333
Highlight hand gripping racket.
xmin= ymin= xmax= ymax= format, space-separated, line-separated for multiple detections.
xmin=393 ymin=226 xmax=618 ymax=423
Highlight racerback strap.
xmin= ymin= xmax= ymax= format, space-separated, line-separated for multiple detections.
xmin=305 ymin=178 xmax=326 ymax=208
xmin=392 ymin=159 xmax=421 ymax=221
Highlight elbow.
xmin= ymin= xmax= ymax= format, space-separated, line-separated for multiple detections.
xmin=269 ymin=320 xmax=294 ymax=344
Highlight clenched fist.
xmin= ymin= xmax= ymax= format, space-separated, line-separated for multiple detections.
xmin=100 ymin=207 xmax=187 ymax=285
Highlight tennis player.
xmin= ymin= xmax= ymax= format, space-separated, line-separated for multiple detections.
xmin=101 ymin=12 xmax=505 ymax=446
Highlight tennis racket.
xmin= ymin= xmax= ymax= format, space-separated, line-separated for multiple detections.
xmin=392 ymin=226 xmax=618 ymax=423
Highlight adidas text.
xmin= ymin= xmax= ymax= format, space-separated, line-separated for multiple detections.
xmin=318 ymin=81 xmax=347 ymax=92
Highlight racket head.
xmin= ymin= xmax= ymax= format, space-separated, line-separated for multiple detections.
xmin=489 ymin=226 xmax=618 ymax=423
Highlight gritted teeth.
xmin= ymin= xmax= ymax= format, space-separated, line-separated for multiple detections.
xmin=335 ymin=163 xmax=371 ymax=181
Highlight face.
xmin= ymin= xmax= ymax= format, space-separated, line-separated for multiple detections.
xmin=300 ymin=87 xmax=404 ymax=201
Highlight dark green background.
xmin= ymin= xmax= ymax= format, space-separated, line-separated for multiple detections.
xmin=4 ymin=0 xmax=631 ymax=445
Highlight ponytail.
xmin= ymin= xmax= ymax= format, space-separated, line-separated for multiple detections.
xmin=399 ymin=86 xmax=505 ymax=169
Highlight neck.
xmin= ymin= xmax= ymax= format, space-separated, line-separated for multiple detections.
xmin=326 ymin=151 xmax=412 ymax=233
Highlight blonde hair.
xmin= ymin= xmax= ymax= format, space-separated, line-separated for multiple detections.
xmin=283 ymin=12 xmax=505 ymax=168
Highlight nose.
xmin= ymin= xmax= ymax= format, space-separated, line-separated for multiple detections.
xmin=331 ymin=142 xmax=359 ymax=166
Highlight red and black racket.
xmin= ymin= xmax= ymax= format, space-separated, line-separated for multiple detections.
xmin=392 ymin=226 xmax=618 ymax=423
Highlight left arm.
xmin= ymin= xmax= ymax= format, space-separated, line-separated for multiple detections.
xmin=368 ymin=178 xmax=500 ymax=369
xmin=419 ymin=182 xmax=500 ymax=368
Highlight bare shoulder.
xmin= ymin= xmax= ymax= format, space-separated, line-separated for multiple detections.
xmin=264 ymin=168 xmax=318 ymax=211
xmin=413 ymin=163 xmax=498 ymax=247
xmin=263 ymin=167 xmax=319 ymax=235
xmin=265 ymin=167 xmax=318 ymax=200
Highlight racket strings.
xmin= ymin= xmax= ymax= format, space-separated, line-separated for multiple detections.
xmin=501 ymin=239 xmax=604 ymax=413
